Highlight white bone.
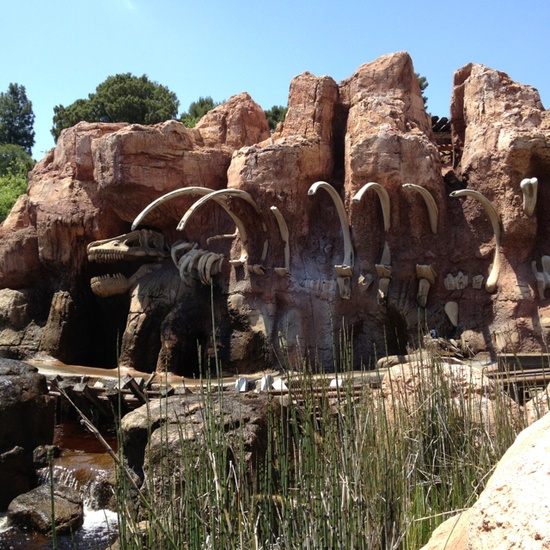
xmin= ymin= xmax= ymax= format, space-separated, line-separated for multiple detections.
xmin=520 ymin=177 xmax=538 ymax=217
xmin=402 ymin=183 xmax=439 ymax=234
xmin=444 ymin=273 xmax=457 ymax=291
xmin=472 ymin=275 xmax=485 ymax=289
xmin=450 ymin=189 xmax=501 ymax=293
xmin=133 ymin=187 xmax=258 ymax=266
xmin=532 ymin=256 xmax=550 ymax=300
xmin=352 ymin=182 xmax=391 ymax=233
xmin=375 ymin=264 xmax=392 ymax=278
xmin=132 ymin=187 xmax=215 ymax=230
xmin=177 ymin=188 xmax=261 ymax=230
xmin=308 ymin=181 xmax=354 ymax=271
xmin=417 ymin=278 xmax=431 ymax=307
xmin=445 ymin=301 xmax=459 ymax=327
xmin=416 ymin=264 xmax=436 ymax=285
xmin=177 ymin=189 xmax=261 ymax=265
xmin=416 ymin=264 xmax=437 ymax=307
xmin=270 ymin=206 xmax=290 ymax=275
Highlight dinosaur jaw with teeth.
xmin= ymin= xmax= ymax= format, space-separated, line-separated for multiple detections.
xmin=91 ymin=273 xmax=131 ymax=297
xmin=88 ymin=230 xmax=170 ymax=297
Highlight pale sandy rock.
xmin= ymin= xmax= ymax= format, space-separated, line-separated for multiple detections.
xmin=422 ymin=412 xmax=550 ymax=548
xmin=466 ymin=411 xmax=550 ymax=549
xmin=421 ymin=510 xmax=470 ymax=550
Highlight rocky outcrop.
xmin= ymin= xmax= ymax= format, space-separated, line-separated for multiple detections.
xmin=0 ymin=359 xmax=55 ymax=510
xmin=450 ymin=63 xmax=550 ymax=352
xmin=121 ymin=392 xmax=273 ymax=480
xmin=7 ymin=484 xmax=83 ymax=534
xmin=422 ymin=411 xmax=550 ymax=549
xmin=0 ymin=51 xmax=549 ymax=375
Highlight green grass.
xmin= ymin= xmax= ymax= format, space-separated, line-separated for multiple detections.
xmin=111 ymin=342 xmax=525 ymax=549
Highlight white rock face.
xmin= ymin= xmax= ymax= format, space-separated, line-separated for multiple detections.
xmin=422 ymin=411 xmax=550 ymax=549
xmin=466 ymin=412 xmax=550 ymax=549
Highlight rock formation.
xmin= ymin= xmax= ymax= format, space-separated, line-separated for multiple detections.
xmin=120 ymin=392 xmax=272 ymax=480
xmin=0 ymin=52 xmax=549 ymax=375
xmin=421 ymin=410 xmax=550 ymax=549
xmin=0 ymin=359 xmax=55 ymax=510
xmin=7 ymin=484 xmax=83 ymax=535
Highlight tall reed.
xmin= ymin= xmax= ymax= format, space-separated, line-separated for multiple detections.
xmin=112 ymin=334 xmax=524 ymax=549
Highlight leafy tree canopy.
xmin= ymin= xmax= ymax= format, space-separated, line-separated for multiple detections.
xmin=51 ymin=73 xmax=180 ymax=142
xmin=415 ymin=73 xmax=429 ymax=108
xmin=0 ymin=144 xmax=35 ymax=177
xmin=180 ymin=96 xmax=219 ymax=128
xmin=264 ymin=105 xmax=287 ymax=131
xmin=0 ymin=144 xmax=34 ymax=223
xmin=0 ymin=83 xmax=35 ymax=154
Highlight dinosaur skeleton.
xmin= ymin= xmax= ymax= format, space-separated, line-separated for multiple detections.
xmin=87 ymin=229 xmax=224 ymax=297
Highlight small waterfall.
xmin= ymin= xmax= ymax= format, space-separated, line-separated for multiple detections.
xmin=0 ymin=449 xmax=119 ymax=548
xmin=38 ymin=450 xmax=117 ymax=510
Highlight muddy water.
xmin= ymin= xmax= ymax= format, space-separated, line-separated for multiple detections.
xmin=0 ymin=411 xmax=120 ymax=549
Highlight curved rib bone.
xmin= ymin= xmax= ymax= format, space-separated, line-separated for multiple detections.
xmin=308 ymin=181 xmax=354 ymax=270
xmin=352 ymin=182 xmax=391 ymax=233
xmin=132 ymin=187 xmax=215 ymax=230
xmin=132 ymin=187 xmax=256 ymax=266
xmin=177 ymin=188 xmax=261 ymax=230
xmin=520 ymin=177 xmax=538 ymax=217
xmin=402 ymin=183 xmax=439 ymax=234
xmin=177 ymin=189 xmax=264 ymax=266
xmin=270 ymin=206 xmax=290 ymax=276
xmin=450 ymin=189 xmax=501 ymax=293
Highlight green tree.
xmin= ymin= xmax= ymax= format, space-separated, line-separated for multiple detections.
xmin=415 ymin=73 xmax=429 ymax=108
xmin=0 ymin=144 xmax=35 ymax=176
xmin=180 ymin=96 xmax=219 ymax=128
xmin=264 ymin=105 xmax=287 ymax=131
xmin=51 ymin=73 xmax=180 ymax=142
xmin=0 ymin=144 xmax=34 ymax=223
xmin=0 ymin=83 xmax=35 ymax=154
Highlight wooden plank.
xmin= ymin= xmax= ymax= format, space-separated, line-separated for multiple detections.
xmin=121 ymin=373 xmax=147 ymax=404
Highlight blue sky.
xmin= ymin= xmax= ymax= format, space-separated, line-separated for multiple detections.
xmin=2 ymin=0 xmax=549 ymax=160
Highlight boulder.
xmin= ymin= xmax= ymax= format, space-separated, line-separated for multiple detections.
xmin=422 ymin=411 xmax=550 ymax=549
xmin=0 ymin=359 xmax=55 ymax=510
xmin=7 ymin=484 xmax=83 ymax=535
xmin=121 ymin=392 xmax=273 ymax=480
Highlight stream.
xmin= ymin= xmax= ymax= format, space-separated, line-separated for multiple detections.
xmin=0 ymin=359 xmax=279 ymax=549
xmin=0 ymin=417 xmax=119 ymax=549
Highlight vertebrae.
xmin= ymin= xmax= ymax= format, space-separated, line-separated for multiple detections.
xmin=171 ymin=241 xmax=224 ymax=286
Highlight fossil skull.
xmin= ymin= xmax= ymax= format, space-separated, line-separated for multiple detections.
xmin=87 ymin=229 xmax=170 ymax=263
xmin=87 ymin=229 xmax=170 ymax=297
